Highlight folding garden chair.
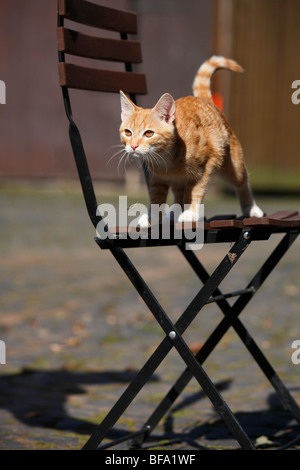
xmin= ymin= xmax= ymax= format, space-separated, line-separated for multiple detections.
xmin=57 ymin=0 xmax=300 ymax=450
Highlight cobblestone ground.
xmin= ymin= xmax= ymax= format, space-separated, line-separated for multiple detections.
xmin=0 ymin=181 xmax=300 ymax=450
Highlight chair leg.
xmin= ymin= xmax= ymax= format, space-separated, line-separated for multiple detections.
xmin=131 ymin=230 xmax=300 ymax=446
xmin=180 ymin=230 xmax=300 ymax=422
xmin=83 ymin=233 xmax=255 ymax=449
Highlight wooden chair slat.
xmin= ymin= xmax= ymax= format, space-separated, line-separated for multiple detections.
xmin=58 ymin=62 xmax=147 ymax=94
xmin=209 ymin=219 xmax=244 ymax=229
xmin=207 ymin=214 xmax=237 ymax=222
xmin=242 ymin=216 xmax=269 ymax=226
xmin=244 ymin=211 xmax=300 ymax=227
xmin=266 ymin=210 xmax=298 ymax=220
xmin=58 ymin=0 xmax=138 ymax=34
xmin=57 ymin=27 xmax=142 ymax=63
xmin=267 ymin=214 xmax=300 ymax=227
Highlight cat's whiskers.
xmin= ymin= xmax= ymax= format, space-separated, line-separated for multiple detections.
xmin=146 ymin=152 xmax=157 ymax=173
xmin=106 ymin=145 xmax=127 ymax=167
xmin=123 ymin=150 xmax=147 ymax=175
xmin=147 ymin=149 xmax=168 ymax=173
xmin=149 ymin=152 xmax=162 ymax=172
xmin=142 ymin=151 xmax=155 ymax=173
xmin=110 ymin=144 xmax=126 ymax=150
xmin=139 ymin=153 xmax=149 ymax=172
xmin=107 ymin=144 xmax=141 ymax=176
xmin=117 ymin=150 xmax=130 ymax=175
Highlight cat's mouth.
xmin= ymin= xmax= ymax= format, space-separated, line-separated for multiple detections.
xmin=129 ymin=149 xmax=143 ymax=158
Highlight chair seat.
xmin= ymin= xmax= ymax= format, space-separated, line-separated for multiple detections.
xmin=96 ymin=210 xmax=300 ymax=249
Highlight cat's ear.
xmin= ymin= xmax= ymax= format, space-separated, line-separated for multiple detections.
xmin=152 ymin=93 xmax=175 ymax=124
xmin=120 ymin=90 xmax=136 ymax=121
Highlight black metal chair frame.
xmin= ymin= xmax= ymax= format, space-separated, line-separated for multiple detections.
xmin=57 ymin=0 xmax=300 ymax=450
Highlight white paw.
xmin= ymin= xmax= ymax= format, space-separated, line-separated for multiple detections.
xmin=243 ymin=204 xmax=264 ymax=218
xmin=250 ymin=205 xmax=264 ymax=218
xmin=137 ymin=213 xmax=150 ymax=228
xmin=178 ymin=209 xmax=201 ymax=223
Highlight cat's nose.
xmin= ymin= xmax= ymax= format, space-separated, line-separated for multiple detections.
xmin=131 ymin=144 xmax=139 ymax=151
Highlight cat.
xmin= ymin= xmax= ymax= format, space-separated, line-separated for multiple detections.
xmin=119 ymin=55 xmax=264 ymax=227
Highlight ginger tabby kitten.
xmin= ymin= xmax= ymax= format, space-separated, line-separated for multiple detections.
xmin=119 ymin=56 xmax=264 ymax=226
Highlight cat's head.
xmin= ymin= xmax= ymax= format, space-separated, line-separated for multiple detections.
xmin=119 ymin=91 xmax=176 ymax=163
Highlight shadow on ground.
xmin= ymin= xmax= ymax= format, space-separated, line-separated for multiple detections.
xmin=0 ymin=367 xmax=299 ymax=450
xmin=0 ymin=367 xmax=159 ymax=435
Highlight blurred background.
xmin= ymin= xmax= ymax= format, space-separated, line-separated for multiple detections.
xmin=0 ymin=0 xmax=299 ymax=192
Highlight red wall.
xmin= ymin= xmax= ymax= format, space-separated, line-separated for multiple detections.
xmin=0 ymin=0 xmax=213 ymax=180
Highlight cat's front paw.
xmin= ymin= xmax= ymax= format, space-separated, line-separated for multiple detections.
xmin=178 ymin=209 xmax=202 ymax=223
xmin=137 ymin=213 xmax=150 ymax=228
xmin=137 ymin=212 xmax=162 ymax=228
xmin=243 ymin=204 xmax=264 ymax=218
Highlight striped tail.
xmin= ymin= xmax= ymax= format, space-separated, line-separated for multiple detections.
xmin=193 ymin=55 xmax=244 ymax=100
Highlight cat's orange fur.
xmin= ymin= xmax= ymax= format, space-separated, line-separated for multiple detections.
xmin=119 ymin=56 xmax=263 ymax=225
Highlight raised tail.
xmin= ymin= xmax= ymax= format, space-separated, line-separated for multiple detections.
xmin=193 ymin=55 xmax=243 ymax=100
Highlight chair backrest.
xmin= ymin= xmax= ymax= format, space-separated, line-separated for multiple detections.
xmin=57 ymin=0 xmax=147 ymax=227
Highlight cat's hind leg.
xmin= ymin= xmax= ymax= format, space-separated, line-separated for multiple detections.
xmin=221 ymin=136 xmax=264 ymax=218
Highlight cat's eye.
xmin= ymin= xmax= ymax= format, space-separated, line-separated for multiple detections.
xmin=124 ymin=129 xmax=132 ymax=137
xmin=144 ymin=130 xmax=154 ymax=138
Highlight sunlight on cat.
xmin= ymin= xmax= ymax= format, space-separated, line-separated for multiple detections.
xmin=119 ymin=56 xmax=264 ymax=225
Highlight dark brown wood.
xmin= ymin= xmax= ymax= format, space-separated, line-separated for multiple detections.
xmin=58 ymin=0 xmax=138 ymax=34
xmin=265 ymin=210 xmax=299 ymax=220
xmin=202 ymin=214 xmax=242 ymax=229
xmin=105 ymin=212 xmax=300 ymax=239
xmin=244 ymin=210 xmax=300 ymax=227
xmin=95 ymin=212 xmax=300 ymax=249
xmin=209 ymin=219 xmax=244 ymax=229
xmin=57 ymin=27 xmax=142 ymax=63
xmin=267 ymin=215 xmax=300 ymax=227
xmin=58 ymin=62 xmax=147 ymax=94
